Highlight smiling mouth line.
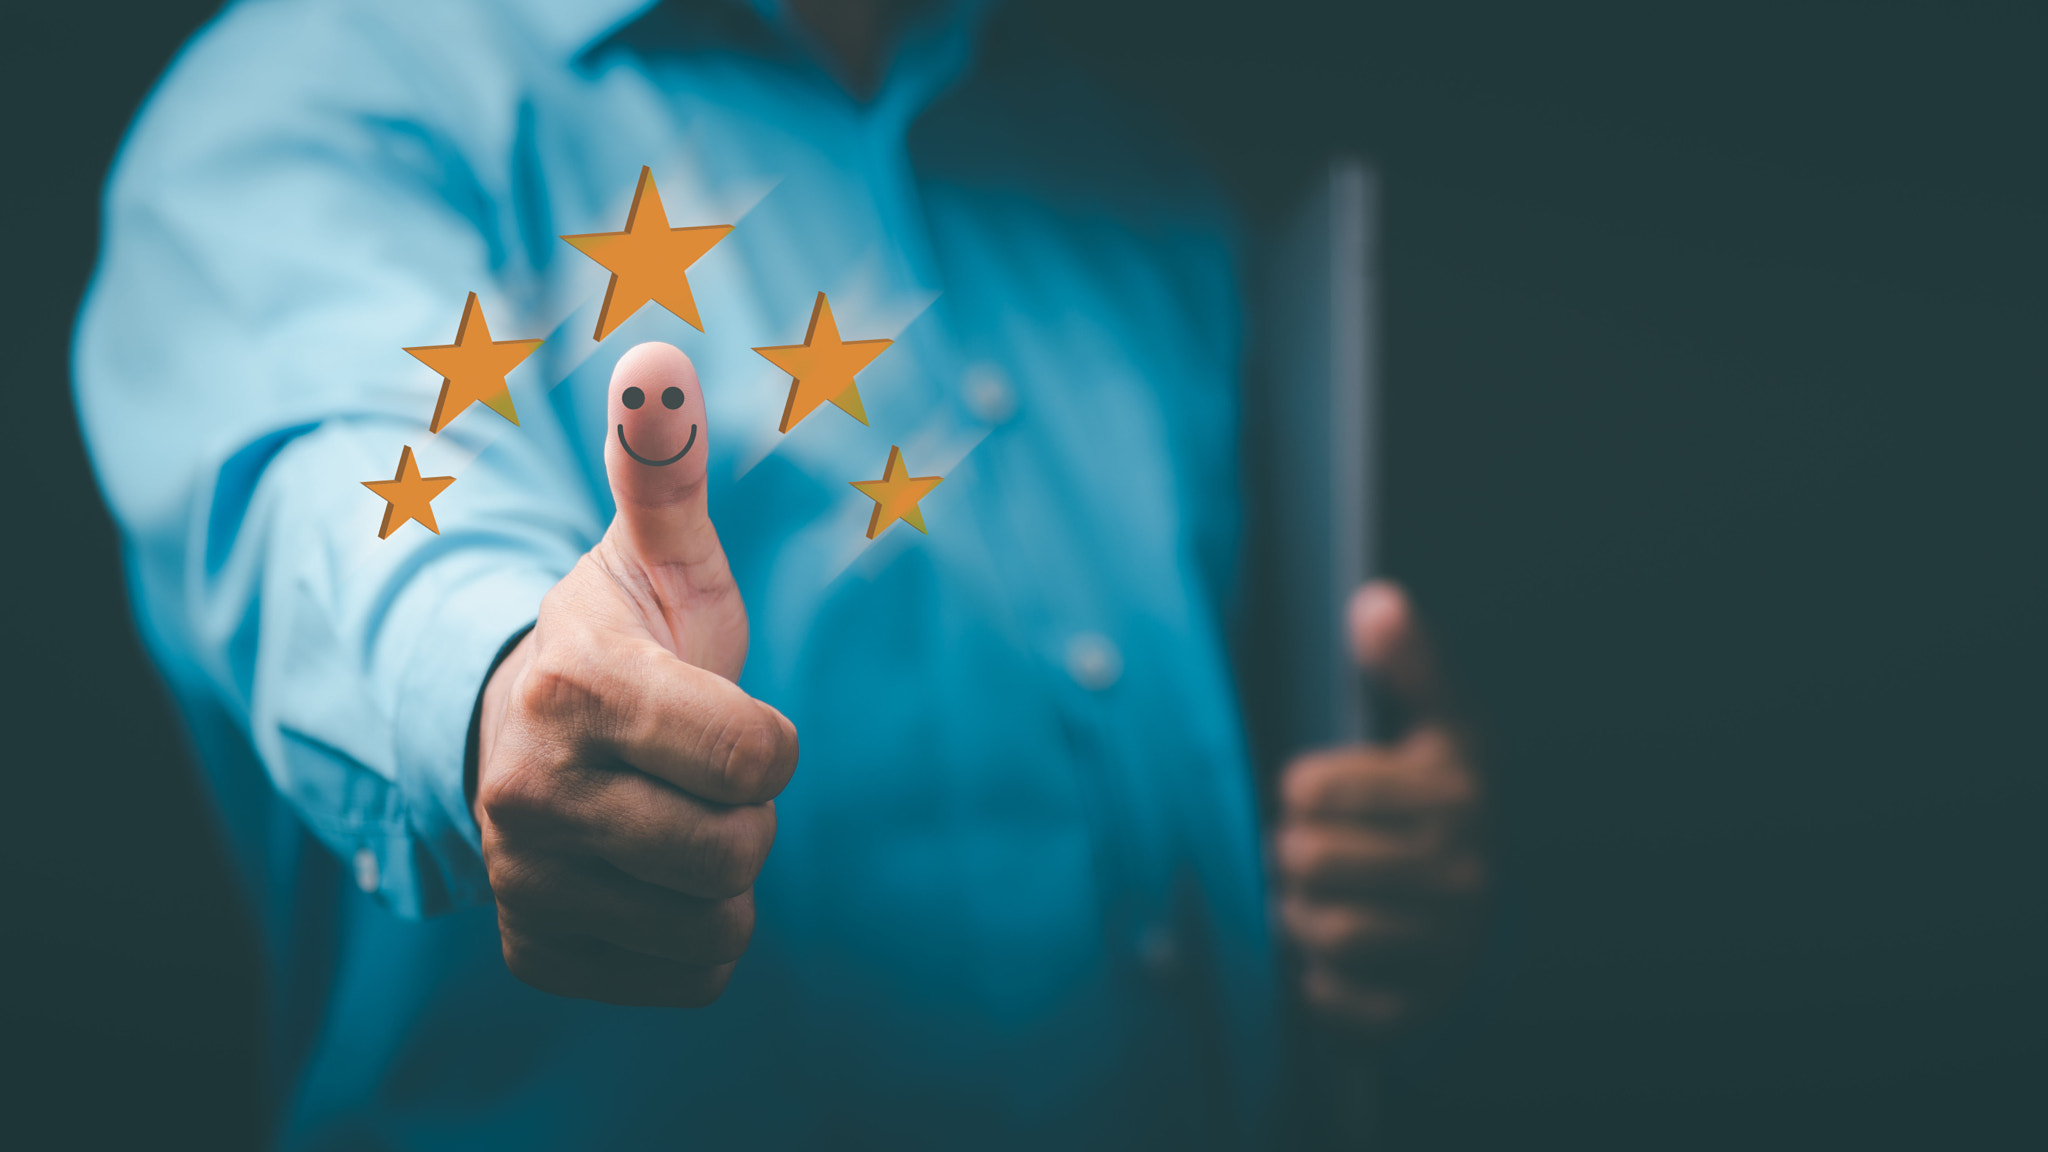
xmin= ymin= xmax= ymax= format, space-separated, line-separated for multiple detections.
xmin=617 ymin=422 xmax=698 ymax=466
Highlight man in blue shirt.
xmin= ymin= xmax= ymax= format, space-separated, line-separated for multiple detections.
xmin=76 ymin=0 xmax=1484 ymax=1145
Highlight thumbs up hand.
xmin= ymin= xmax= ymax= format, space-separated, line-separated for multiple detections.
xmin=472 ymin=343 xmax=797 ymax=1006
xmin=1274 ymin=581 xmax=1486 ymax=1035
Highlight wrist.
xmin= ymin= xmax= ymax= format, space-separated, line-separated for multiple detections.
xmin=466 ymin=623 xmax=536 ymax=827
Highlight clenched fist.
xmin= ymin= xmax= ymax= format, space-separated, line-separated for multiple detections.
xmin=472 ymin=342 xmax=798 ymax=1007
xmin=1275 ymin=582 xmax=1486 ymax=1036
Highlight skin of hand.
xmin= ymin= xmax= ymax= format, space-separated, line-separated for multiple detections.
xmin=1273 ymin=581 xmax=1487 ymax=1036
xmin=473 ymin=342 xmax=798 ymax=1007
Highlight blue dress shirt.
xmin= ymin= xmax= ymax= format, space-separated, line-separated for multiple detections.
xmin=75 ymin=0 xmax=1279 ymax=1145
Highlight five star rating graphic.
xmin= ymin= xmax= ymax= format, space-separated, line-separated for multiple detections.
xmin=362 ymin=166 xmax=948 ymax=544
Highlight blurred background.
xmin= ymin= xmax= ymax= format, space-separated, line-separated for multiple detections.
xmin=2 ymin=1 xmax=2039 ymax=1147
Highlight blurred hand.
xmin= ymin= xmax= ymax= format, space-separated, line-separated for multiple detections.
xmin=1274 ymin=581 xmax=1485 ymax=1036
xmin=473 ymin=342 xmax=798 ymax=1007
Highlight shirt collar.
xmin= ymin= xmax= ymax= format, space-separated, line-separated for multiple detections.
xmin=506 ymin=0 xmax=996 ymax=79
xmin=505 ymin=0 xmax=667 ymax=59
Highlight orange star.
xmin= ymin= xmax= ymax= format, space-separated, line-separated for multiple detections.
xmin=403 ymin=293 xmax=543 ymax=434
xmin=849 ymin=445 xmax=943 ymax=539
xmin=560 ymin=166 xmax=734 ymax=339
xmin=361 ymin=446 xmax=456 ymax=539
xmin=752 ymin=292 xmax=893 ymax=433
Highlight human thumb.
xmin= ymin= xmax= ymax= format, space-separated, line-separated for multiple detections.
xmin=1347 ymin=580 xmax=1448 ymax=719
xmin=604 ymin=341 xmax=717 ymax=556
xmin=601 ymin=342 xmax=746 ymax=676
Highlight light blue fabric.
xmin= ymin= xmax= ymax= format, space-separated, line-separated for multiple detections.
xmin=75 ymin=0 xmax=1279 ymax=1145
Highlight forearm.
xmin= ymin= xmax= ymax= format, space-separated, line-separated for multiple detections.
xmin=202 ymin=420 xmax=582 ymax=914
xmin=71 ymin=49 xmax=600 ymax=912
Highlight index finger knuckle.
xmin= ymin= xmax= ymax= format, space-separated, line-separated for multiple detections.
xmin=708 ymin=706 xmax=796 ymax=802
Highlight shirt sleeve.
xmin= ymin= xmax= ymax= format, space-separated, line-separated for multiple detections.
xmin=72 ymin=4 xmax=599 ymax=917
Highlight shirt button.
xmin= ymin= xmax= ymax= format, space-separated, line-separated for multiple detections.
xmin=962 ymin=362 xmax=1017 ymax=425
xmin=353 ymin=847 xmax=380 ymax=894
xmin=1064 ymin=632 xmax=1123 ymax=691
xmin=1137 ymin=922 xmax=1181 ymax=980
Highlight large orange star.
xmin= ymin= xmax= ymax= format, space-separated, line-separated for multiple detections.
xmin=361 ymin=446 xmax=456 ymax=539
xmin=850 ymin=445 xmax=943 ymax=539
xmin=752 ymin=292 xmax=893 ymax=433
xmin=403 ymin=293 xmax=543 ymax=434
xmin=560 ymin=166 xmax=734 ymax=339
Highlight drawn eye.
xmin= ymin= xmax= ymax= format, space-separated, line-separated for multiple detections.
xmin=621 ymin=387 xmax=645 ymax=409
xmin=662 ymin=387 xmax=685 ymax=409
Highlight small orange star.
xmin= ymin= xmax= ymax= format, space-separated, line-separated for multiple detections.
xmin=403 ymin=293 xmax=543 ymax=434
xmin=361 ymin=446 xmax=456 ymax=539
xmin=560 ymin=166 xmax=734 ymax=339
xmin=752 ymin=292 xmax=893 ymax=433
xmin=849 ymin=445 xmax=943 ymax=539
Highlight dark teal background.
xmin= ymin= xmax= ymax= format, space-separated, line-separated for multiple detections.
xmin=3 ymin=2 xmax=2039 ymax=1147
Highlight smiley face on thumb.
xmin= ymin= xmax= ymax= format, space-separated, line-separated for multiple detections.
xmin=596 ymin=341 xmax=747 ymax=680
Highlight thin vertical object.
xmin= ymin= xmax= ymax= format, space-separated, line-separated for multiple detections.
xmin=1326 ymin=156 xmax=1378 ymax=746
xmin=1319 ymin=154 xmax=1384 ymax=1147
